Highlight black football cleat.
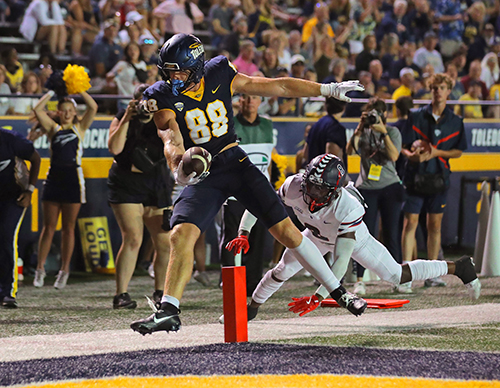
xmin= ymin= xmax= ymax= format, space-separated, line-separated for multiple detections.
xmin=130 ymin=310 xmax=181 ymax=335
xmin=113 ymin=292 xmax=137 ymax=309
xmin=247 ymin=305 xmax=259 ymax=321
xmin=331 ymin=285 xmax=367 ymax=316
xmin=454 ymin=256 xmax=481 ymax=300
xmin=2 ymin=296 xmax=18 ymax=308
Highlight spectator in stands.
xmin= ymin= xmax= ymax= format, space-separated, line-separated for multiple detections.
xmin=393 ymin=95 xmax=414 ymax=179
xmin=346 ymin=97 xmax=405 ymax=295
xmin=467 ymin=23 xmax=494 ymax=64
xmin=413 ymin=31 xmax=444 ymax=74
xmin=8 ymin=72 xmax=41 ymax=115
xmin=379 ymin=33 xmax=400 ymax=75
xmin=153 ymin=0 xmax=204 ymax=42
xmin=446 ymin=62 xmax=465 ymax=101
xmin=107 ymin=42 xmax=148 ymax=110
xmin=32 ymin=90 xmax=98 ymax=290
xmin=461 ymin=59 xmax=489 ymax=100
xmin=463 ymin=2 xmax=486 ymax=47
xmin=322 ymin=58 xmax=347 ymax=84
xmin=67 ymin=0 xmax=100 ymax=56
xmin=454 ymin=80 xmax=484 ymax=118
xmin=99 ymin=0 xmax=127 ymax=21
xmin=370 ymin=59 xmax=392 ymax=99
xmin=107 ymin=84 xmax=172 ymax=309
xmin=350 ymin=0 xmax=382 ymax=42
xmin=480 ymin=52 xmax=499 ymax=89
xmin=377 ymin=0 xmax=411 ymax=44
xmin=232 ymin=40 xmax=259 ymax=75
xmin=245 ymin=0 xmax=279 ymax=47
xmin=302 ymin=68 xmax=325 ymax=117
xmin=401 ymin=73 xmax=467 ymax=291
xmin=220 ymin=14 xmax=249 ymax=59
xmin=290 ymin=54 xmax=306 ymax=79
xmin=0 ymin=66 xmax=11 ymax=115
xmin=36 ymin=63 xmax=53 ymax=94
xmin=0 ymin=48 xmax=23 ymax=92
xmin=488 ymin=75 xmax=500 ymax=117
xmin=391 ymin=41 xmax=420 ymax=89
xmin=260 ymin=47 xmax=280 ymax=78
xmin=343 ymin=70 xmax=374 ymax=118
xmin=209 ymin=0 xmax=234 ymax=48
xmin=19 ymin=0 xmax=67 ymax=55
xmin=434 ymin=0 xmax=464 ymax=60
xmin=450 ymin=46 xmax=468 ymax=77
xmin=88 ymin=19 xmax=123 ymax=89
xmin=302 ymin=2 xmax=334 ymax=44
xmin=117 ymin=16 xmax=141 ymax=47
xmin=313 ymin=33 xmax=336 ymax=84
xmin=414 ymin=71 xmax=433 ymax=99
xmin=355 ymin=34 xmax=378 ymax=73
xmin=391 ymin=67 xmax=414 ymax=116
xmin=328 ymin=0 xmax=351 ymax=30
xmin=140 ymin=36 xmax=159 ymax=66
xmin=268 ymin=31 xmax=291 ymax=70
xmin=288 ymin=30 xmax=310 ymax=66
xmin=407 ymin=0 xmax=432 ymax=45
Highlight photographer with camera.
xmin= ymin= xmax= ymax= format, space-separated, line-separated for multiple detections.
xmin=347 ymin=97 xmax=405 ymax=295
xmin=107 ymin=84 xmax=173 ymax=309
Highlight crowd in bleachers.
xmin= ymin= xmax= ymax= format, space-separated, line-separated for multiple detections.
xmin=1 ymin=0 xmax=500 ymax=117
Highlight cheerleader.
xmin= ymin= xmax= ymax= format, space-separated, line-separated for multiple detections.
xmin=31 ymin=90 xmax=97 ymax=289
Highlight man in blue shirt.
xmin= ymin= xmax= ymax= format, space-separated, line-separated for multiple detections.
xmin=88 ymin=20 xmax=123 ymax=79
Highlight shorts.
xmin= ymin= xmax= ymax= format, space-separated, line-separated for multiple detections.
xmin=42 ymin=165 xmax=86 ymax=203
xmin=403 ymin=189 xmax=449 ymax=214
xmin=171 ymin=146 xmax=287 ymax=233
xmin=107 ymin=162 xmax=173 ymax=208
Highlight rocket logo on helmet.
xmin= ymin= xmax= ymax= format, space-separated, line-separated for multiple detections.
xmin=157 ymin=34 xmax=206 ymax=96
xmin=301 ymin=154 xmax=347 ymax=212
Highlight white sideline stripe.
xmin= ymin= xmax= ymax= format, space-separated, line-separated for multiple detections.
xmin=1 ymin=304 xmax=500 ymax=362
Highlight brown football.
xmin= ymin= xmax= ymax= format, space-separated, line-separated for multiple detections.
xmin=181 ymin=147 xmax=212 ymax=177
xmin=411 ymin=139 xmax=432 ymax=153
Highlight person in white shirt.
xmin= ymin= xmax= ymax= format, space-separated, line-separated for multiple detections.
xmin=413 ymin=31 xmax=444 ymax=74
xmin=19 ymin=0 xmax=67 ymax=54
xmin=226 ymin=154 xmax=481 ymax=320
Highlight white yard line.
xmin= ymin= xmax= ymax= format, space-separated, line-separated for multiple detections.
xmin=2 ymin=304 xmax=500 ymax=362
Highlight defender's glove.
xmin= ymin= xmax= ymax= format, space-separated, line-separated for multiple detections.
xmin=174 ymin=160 xmax=208 ymax=186
xmin=226 ymin=235 xmax=250 ymax=255
xmin=320 ymin=80 xmax=365 ymax=103
xmin=288 ymin=295 xmax=320 ymax=316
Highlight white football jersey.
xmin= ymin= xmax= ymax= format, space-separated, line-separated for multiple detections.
xmin=279 ymin=175 xmax=366 ymax=245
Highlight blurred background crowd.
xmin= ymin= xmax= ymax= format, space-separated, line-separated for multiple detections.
xmin=1 ymin=0 xmax=500 ymax=117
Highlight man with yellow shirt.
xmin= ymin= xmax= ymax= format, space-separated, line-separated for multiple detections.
xmin=454 ymin=81 xmax=483 ymax=118
xmin=301 ymin=2 xmax=334 ymax=44
xmin=391 ymin=67 xmax=414 ymax=116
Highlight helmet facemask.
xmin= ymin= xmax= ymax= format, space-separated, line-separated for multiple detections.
xmin=302 ymin=175 xmax=338 ymax=212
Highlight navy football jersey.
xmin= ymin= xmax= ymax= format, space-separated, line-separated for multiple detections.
xmin=143 ymin=55 xmax=238 ymax=156
xmin=50 ymin=125 xmax=83 ymax=167
xmin=0 ymin=128 xmax=35 ymax=201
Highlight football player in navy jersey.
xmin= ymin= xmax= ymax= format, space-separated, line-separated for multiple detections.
xmin=131 ymin=33 xmax=367 ymax=335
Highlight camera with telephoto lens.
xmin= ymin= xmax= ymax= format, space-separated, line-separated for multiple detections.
xmin=363 ymin=109 xmax=380 ymax=128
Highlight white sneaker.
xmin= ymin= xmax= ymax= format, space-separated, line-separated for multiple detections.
xmin=193 ymin=270 xmax=211 ymax=287
xmin=148 ymin=263 xmax=155 ymax=279
xmin=353 ymin=281 xmax=366 ymax=295
xmin=394 ymin=282 xmax=413 ymax=294
xmin=54 ymin=270 xmax=69 ymax=289
xmin=465 ymin=278 xmax=481 ymax=300
xmin=33 ymin=269 xmax=46 ymax=288
xmin=424 ymin=277 xmax=447 ymax=287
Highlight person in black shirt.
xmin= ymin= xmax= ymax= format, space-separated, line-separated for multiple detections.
xmin=0 ymin=129 xmax=40 ymax=308
xmin=108 ymin=84 xmax=173 ymax=309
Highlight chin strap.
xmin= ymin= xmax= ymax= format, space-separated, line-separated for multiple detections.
xmin=170 ymin=79 xmax=185 ymax=96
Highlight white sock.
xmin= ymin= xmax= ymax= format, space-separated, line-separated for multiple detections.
xmin=408 ymin=260 xmax=448 ymax=281
xmin=252 ymin=270 xmax=284 ymax=304
xmin=161 ymin=295 xmax=180 ymax=309
xmin=290 ymin=236 xmax=341 ymax=293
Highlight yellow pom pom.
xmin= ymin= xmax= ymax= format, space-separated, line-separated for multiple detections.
xmin=63 ymin=64 xmax=91 ymax=94
xmin=272 ymin=152 xmax=289 ymax=190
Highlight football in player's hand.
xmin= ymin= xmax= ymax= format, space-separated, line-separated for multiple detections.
xmin=411 ymin=139 xmax=432 ymax=154
xmin=182 ymin=147 xmax=212 ymax=177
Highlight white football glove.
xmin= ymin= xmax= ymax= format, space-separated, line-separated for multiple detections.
xmin=174 ymin=160 xmax=209 ymax=186
xmin=320 ymin=80 xmax=365 ymax=103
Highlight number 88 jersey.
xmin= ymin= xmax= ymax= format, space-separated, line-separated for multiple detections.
xmin=143 ymin=55 xmax=238 ymax=156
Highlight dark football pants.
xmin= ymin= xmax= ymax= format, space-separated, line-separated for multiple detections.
xmin=0 ymin=199 xmax=26 ymax=299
